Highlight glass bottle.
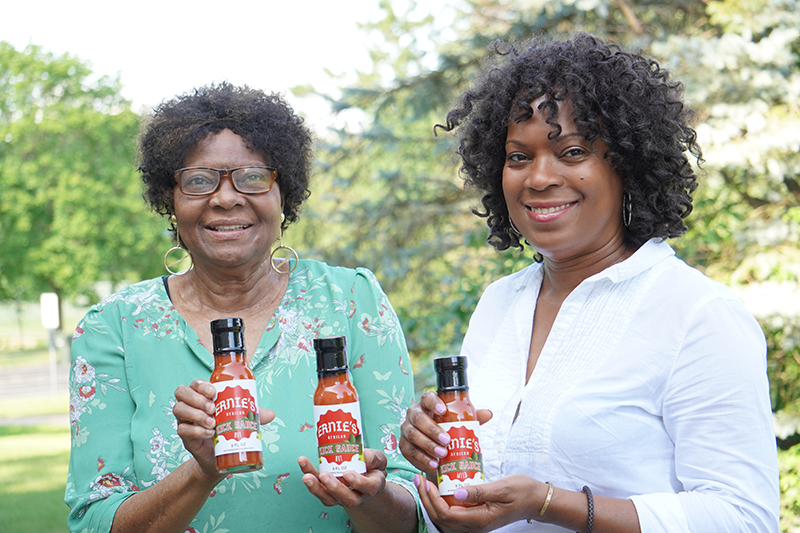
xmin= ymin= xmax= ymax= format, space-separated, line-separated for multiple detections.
xmin=210 ymin=317 xmax=263 ymax=474
xmin=433 ymin=355 xmax=485 ymax=506
xmin=313 ymin=336 xmax=366 ymax=477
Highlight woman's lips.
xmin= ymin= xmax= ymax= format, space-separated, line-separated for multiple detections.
xmin=525 ymin=201 xmax=577 ymax=222
xmin=208 ymin=224 xmax=251 ymax=231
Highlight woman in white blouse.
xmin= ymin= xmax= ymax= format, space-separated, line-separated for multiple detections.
xmin=399 ymin=33 xmax=779 ymax=532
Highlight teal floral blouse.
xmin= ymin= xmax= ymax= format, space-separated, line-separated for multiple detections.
xmin=65 ymin=260 xmax=422 ymax=533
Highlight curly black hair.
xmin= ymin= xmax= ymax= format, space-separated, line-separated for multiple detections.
xmin=438 ymin=32 xmax=702 ymax=252
xmin=138 ymin=82 xmax=313 ymax=229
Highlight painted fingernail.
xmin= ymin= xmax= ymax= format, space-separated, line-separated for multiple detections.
xmin=426 ymin=480 xmax=430 ymax=491
xmin=414 ymin=474 xmax=420 ymax=487
xmin=429 ymin=459 xmax=438 ymax=470
xmin=434 ymin=446 xmax=447 ymax=458
xmin=435 ymin=404 xmax=446 ymax=414
xmin=438 ymin=432 xmax=450 ymax=445
xmin=454 ymin=488 xmax=468 ymax=500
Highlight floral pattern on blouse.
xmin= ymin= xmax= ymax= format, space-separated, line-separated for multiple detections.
xmin=65 ymin=260 xmax=423 ymax=533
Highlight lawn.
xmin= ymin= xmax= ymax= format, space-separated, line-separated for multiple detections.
xmin=0 ymin=394 xmax=70 ymax=533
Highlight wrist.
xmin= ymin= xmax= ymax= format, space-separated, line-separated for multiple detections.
xmin=527 ymin=481 xmax=555 ymax=524
xmin=188 ymin=459 xmax=225 ymax=489
xmin=345 ymin=481 xmax=417 ymax=533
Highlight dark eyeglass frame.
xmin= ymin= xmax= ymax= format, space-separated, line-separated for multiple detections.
xmin=173 ymin=166 xmax=277 ymax=196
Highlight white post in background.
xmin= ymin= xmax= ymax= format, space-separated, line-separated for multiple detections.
xmin=40 ymin=292 xmax=60 ymax=394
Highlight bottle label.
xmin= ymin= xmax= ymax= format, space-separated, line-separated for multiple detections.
xmin=437 ymin=420 xmax=485 ymax=495
xmin=213 ymin=379 xmax=262 ymax=456
xmin=313 ymin=401 xmax=367 ymax=476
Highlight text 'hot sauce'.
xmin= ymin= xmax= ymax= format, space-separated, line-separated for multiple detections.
xmin=313 ymin=336 xmax=367 ymax=477
xmin=433 ymin=355 xmax=485 ymax=506
xmin=210 ymin=317 xmax=263 ymax=474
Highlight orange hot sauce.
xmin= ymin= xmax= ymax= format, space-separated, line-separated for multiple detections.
xmin=433 ymin=355 xmax=485 ymax=507
xmin=210 ymin=318 xmax=263 ymax=474
xmin=313 ymin=336 xmax=366 ymax=477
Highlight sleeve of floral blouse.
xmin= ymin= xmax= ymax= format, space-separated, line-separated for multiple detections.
xmin=349 ymin=267 xmax=425 ymax=532
xmin=65 ymin=303 xmax=137 ymax=533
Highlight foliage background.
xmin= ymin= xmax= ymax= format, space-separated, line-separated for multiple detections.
xmin=1 ymin=0 xmax=799 ymax=529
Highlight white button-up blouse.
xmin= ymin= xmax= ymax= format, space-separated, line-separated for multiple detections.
xmin=443 ymin=239 xmax=778 ymax=532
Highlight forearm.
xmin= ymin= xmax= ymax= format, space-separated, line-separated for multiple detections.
xmin=110 ymin=459 xmax=222 ymax=533
xmin=538 ymin=485 xmax=641 ymax=533
xmin=348 ymin=481 xmax=419 ymax=533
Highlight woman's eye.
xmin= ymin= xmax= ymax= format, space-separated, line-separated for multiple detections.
xmin=241 ymin=171 xmax=267 ymax=183
xmin=506 ymin=153 xmax=528 ymax=163
xmin=186 ymin=174 xmax=214 ymax=186
xmin=563 ymin=147 xmax=586 ymax=158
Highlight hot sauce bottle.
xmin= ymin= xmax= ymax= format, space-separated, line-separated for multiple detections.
xmin=313 ymin=336 xmax=367 ymax=477
xmin=433 ymin=355 xmax=485 ymax=506
xmin=210 ymin=317 xmax=263 ymax=474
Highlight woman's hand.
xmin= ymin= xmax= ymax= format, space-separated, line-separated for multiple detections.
xmin=399 ymin=391 xmax=493 ymax=477
xmin=415 ymin=474 xmax=543 ymax=533
xmin=300 ymin=449 xmax=419 ymax=533
xmin=298 ymin=448 xmax=388 ymax=508
xmin=173 ymin=379 xmax=274 ymax=481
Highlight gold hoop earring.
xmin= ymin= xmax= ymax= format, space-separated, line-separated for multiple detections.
xmin=270 ymin=214 xmax=298 ymax=274
xmin=164 ymin=215 xmax=193 ymax=275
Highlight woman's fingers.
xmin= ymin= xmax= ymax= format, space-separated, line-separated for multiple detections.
xmin=400 ymin=392 xmax=450 ymax=474
xmin=298 ymin=455 xmax=321 ymax=477
xmin=363 ymin=448 xmax=388 ymax=472
xmin=173 ymin=381 xmax=221 ymax=476
xmin=344 ymin=450 xmax=387 ymax=498
xmin=174 ymin=382 xmax=216 ymax=437
xmin=298 ymin=455 xmax=383 ymax=508
xmin=259 ymin=408 xmax=275 ymax=425
xmin=416 ymin=475 xmax=457 ymax=526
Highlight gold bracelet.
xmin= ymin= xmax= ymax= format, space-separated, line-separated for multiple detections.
xmin=528 ymin=481 xmax=554 ymax=523
xmin=539 ymin=482 xmax=554 ymax=515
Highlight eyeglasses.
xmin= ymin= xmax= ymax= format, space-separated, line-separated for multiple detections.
xmin=173 ymin=166 xmax=277 ymax=196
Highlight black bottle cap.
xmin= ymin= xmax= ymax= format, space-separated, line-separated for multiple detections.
xmin=210 ymin=317 xmax=245 ymax=355
xmin=314 ymin=336 xmax=348 ymax=375
xmin=434 ymin=355 xmax=468 ymax=393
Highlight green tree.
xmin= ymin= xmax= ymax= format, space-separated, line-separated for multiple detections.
xmin=295 ymin=0 xmax=713 ymax=370
xmin=0 ymin=42 xmax=169 ymax=323
xmin=298 ymin=0 xmax=799 ymax=387
xmin=659 ymin=0 xmax=800 ymax=432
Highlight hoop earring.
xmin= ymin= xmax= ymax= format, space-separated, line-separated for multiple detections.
xmin=623 ymin=192 xmax=632 ymax=228
xmin=164 ymin=215 xmax=193 ymax=275
xmin=509 ymin=217 xmax=530 ymax=246
xmin=270 ymin=214 xmax=298 ymax=274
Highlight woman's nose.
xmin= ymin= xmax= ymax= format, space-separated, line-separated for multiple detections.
xmin=209 ymin=175 xmax=245 ymax=207
xmin=524 ymin=157 xmax=564 ymax=190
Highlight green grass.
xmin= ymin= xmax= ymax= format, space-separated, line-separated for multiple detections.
xmin=0 ymin=394 xmax=70 ymax=532
xmin=0 ymin=394 xmax=69 ymax=419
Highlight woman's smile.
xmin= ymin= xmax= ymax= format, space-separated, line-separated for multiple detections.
xmin=525 ymin=201 xmax=578 ymax=222
xmin=208 ymin=224 xmax=251 ymax=232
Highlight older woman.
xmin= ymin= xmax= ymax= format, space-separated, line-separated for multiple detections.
xmin=399 ymin=34 xmax=779 ymax=532
xmin=66 ymin=83 xmax=421 ymax=533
